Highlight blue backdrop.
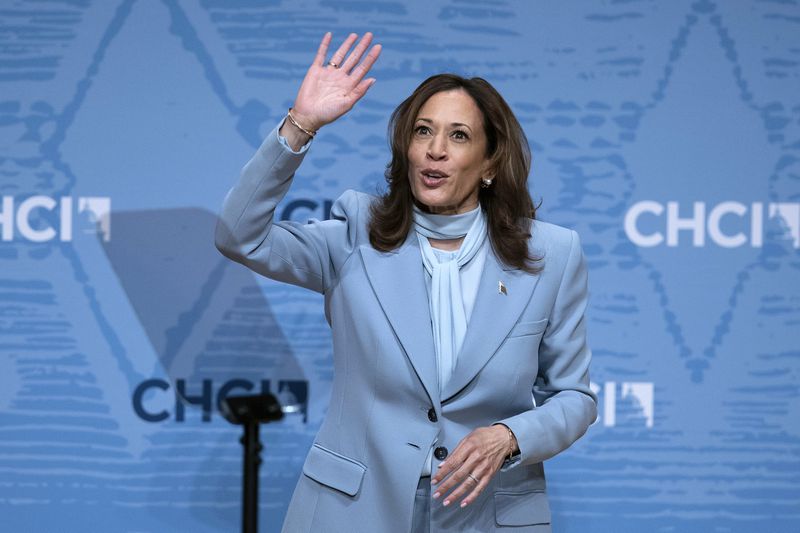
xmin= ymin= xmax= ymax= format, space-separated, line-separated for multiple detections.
xmin=1 ymin=1 xmax=798 ymax=531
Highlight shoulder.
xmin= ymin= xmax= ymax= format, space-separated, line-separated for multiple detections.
xmin=528 ymin=219 xmax=584 ymax=270
xmin=325 ymin=190 xmax=379 ymax=247
xmin=530 ymin=219 xmax=577 ymax=249
xmin=329 ymin=190 xmax=377 ymax=221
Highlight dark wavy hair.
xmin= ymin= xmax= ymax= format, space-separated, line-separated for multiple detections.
xmin=368 ymin=73 xmax=541 ymax=272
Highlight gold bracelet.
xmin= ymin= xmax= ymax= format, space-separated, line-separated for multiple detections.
xmin=287 ymin=108 xmax=317 ymax=138
xmin=505 ymin=426 xmax=516 ymax=460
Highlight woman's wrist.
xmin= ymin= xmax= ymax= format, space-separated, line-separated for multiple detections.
xmin=493 ymin=423 xmax=519 ymax=458
xmin=280 ymin=110 xmax=314 ymax=152
xmin=287 ymin=108 xmax=319 ymax=136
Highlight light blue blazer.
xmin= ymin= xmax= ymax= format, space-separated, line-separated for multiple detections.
xmin=215 ymin=126 xmax=597 ymax=533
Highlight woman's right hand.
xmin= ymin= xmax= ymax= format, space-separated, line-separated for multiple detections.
xmin=290 ymin=32 xmax=381 ymax=133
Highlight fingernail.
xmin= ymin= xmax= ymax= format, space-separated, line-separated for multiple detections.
xmin=433 ymin=492 xmax=440 ymax=499
xmin=443 ymin=499 xmax=450 ymax=507
xmin=431 ymin=478 xmax=438 ymax=484
xmin=460 ymin=501 xmax=468 ymax=508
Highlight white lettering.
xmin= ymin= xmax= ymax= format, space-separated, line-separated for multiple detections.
xmin=603 ymin=381 xmax=616 ymax=427
xmin=0 ymin=195 xmax=111 ymax=242
xmin=624 ymin=200 xmax=663 ymax=247
xmin=0 ymin=196 xmax=12 ymax=241
xmin=17 ymin=196 xmax=57 ymax=242
xmin=751 ymin=202 xmax=763 ymax=247
xmin=667 ymin=201 xmax=705 ymax=247
xmin=60 ymin=197 xmax=72 ymax=241
xmin=625 ymin=201 xmax=799 ymax=248
xmin=708 ymin=201 xmax=747 ymax=248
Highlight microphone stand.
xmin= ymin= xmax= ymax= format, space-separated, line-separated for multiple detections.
xmin=221 ymin=394 xmax=284 ymax=533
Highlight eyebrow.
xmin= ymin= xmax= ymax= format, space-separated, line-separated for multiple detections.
xmin=415 ymin=118 xmax=473 ymax=131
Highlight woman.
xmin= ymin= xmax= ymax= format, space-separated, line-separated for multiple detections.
xmin=215 ymin=32 xmax=597 ymax=533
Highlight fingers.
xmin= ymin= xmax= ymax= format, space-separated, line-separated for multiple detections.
xmin=313 ymin=32 xmax=332 ymax=67
xmin=316 ymin=32 xmax=380 ymax=94
xmin=431 ymin=428 xmax=507 ymax=509
xmin=432 ymin=432 xmax=482 ymax=485
xmin=350 ymin=77 xmax=376 ymax=102
xmin=340 ymin=32 xmax=373 ymax=73
xmin=305 ymin=31 xmax=379 ymax=120
xmin=430 ymin=442 xmax=474 ymax=500
xmin=328 ymin=32 xmax=358 ymax=68
xmin=431 ymin=456 xmax=456 ymax=487
xmin=459 ymin=471 xmax=491 ymax=508
xmin=350 ymin=44 xmax=382 ymax=86
xmin=434 ymin=458 xmax=489 ymax=508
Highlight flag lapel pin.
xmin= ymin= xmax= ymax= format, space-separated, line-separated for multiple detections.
xmin=498 ymin=281 xmax=507 ymax=295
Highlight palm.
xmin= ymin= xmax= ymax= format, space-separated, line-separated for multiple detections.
xmin=292 ymin=32 xmax=382 ymax=131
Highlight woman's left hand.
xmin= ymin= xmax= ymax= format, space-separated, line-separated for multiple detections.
xmin=431 ymin=424 xmax=516 ymax=508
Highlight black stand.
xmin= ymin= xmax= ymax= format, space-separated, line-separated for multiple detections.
xmin=222 ymin=394 xmax=284 ymax=533
xmin=241 ymin=420 xmax=261 ymax=533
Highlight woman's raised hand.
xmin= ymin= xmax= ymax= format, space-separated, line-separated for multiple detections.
xmin=290 ymin=32 xmax=381 ymax=133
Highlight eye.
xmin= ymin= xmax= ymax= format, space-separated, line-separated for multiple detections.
xmin=414 ymin=125 xmax=431 ymax=135
xmin=452 ymin=129 xmax=469 ymax=141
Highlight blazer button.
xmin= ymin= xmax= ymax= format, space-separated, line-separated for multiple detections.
xmin=427 ymin=408 xmax=438 ymax=422
xmin=434 ymin=446 xmax=448 ymax=460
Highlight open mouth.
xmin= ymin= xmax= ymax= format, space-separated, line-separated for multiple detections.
xmin=420 ymin=169 xmax=449 ymax=187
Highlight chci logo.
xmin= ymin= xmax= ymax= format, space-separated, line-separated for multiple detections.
xmin=590 ymin=381 xmax=654 ymax=428
xmin=0 ymin=195 xmax=111 ymax=242
xmin=625 ymin=201 xmax=799 ymax=248
xmin=132 ymin=378 xmax=309 ymax=423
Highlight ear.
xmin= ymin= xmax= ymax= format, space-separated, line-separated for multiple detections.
xmin=480 ymin=161 xmax=495 ymax=182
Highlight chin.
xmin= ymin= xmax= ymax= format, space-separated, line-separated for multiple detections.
xmin=409 ymin=178 xmax=477 ymax=214
xmin=411 ymin=191 xmax=449 ymax=211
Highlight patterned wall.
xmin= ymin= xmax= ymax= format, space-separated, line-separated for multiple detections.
xmin=1 ymin=1 xmax=798 ymax=531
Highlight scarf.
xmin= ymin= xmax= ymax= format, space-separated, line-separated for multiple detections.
xmin=413 ymin=203 xmax=488 ymax=392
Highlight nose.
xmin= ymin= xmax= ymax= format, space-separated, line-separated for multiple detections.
xmin=426 ymin=133 xmax=447 ymax=161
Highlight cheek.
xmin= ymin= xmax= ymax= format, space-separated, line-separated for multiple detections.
xmin=407 ymin=143 xmax=425 ymax=163
xmin=455 ymin=168 xmax=481 ymax=193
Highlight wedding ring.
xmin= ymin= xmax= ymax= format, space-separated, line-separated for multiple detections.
xmin=327 ymin=60 xmax=340 ymax=68
xmin=467 ymin=473 xmax=480 ymax=484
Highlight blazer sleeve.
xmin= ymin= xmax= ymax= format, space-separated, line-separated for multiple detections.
xmin=214 ymin=121 xmax=361 ymax=293
xmin=496 ymin=229 xmax=598 ymax=469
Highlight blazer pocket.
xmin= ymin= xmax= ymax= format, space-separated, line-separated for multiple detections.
xmin=494 ymin=490 xmax=551 ymax=526
xmin=302 ymin=443 xmax=367 ymax=497
xmin=508 ymin=318 xmax=548 ymax=338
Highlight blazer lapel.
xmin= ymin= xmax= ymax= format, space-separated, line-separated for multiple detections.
xmin=359 ymin=237 xmax=439 ymax=408
xmin=441 ymin=251 xmax=541 ymax=403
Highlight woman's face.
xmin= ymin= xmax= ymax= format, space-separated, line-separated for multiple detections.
xmin=407 ymin=89 xmax=491 ymax=215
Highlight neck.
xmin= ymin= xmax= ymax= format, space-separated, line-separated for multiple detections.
xmin=428 ymin=236 xmax=464 ymax=251
xmin=414 ymin=199 xmax=479 ymax=216
xmin=412 ymin=202 xmax=483 ymax=251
